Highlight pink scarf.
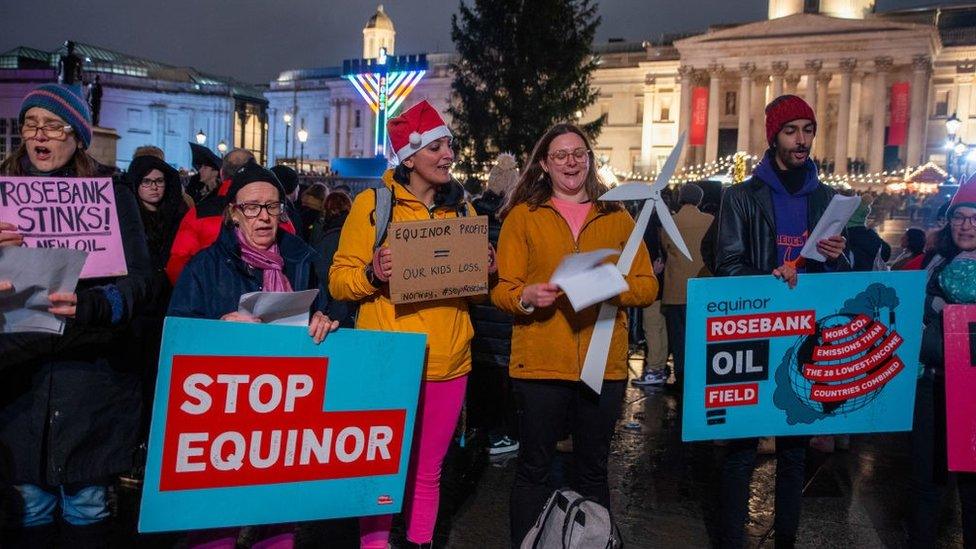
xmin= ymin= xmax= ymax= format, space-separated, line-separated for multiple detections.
xmin=236 ymin=228 xmax=293 ymax=292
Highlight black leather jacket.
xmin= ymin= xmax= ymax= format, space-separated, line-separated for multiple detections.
xmin=713 ymin=175 xmax=850 ymax=276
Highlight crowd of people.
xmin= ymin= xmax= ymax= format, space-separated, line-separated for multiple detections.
xmin=1 ymin=82 xmax=975 ymax=549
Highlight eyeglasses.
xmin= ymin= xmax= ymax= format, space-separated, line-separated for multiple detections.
xmin=21 ymin=122 xmax=74 ymax=140
xmin=950 ymin=213 xmax=976 ymax=228
xmin=233 ymin=201 xmax=284 ymax=218
xmin=139 ymin=177 xmax=166 ymax=188
xmin=547 ymin=147 xmax=590 ymax=165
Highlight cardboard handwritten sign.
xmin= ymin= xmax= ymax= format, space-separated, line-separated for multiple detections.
xmin=944 ymin=304 xmax=976 ymax=472
xmin=0 ymin=177 xmax=126 ymax=278
xmin=388 ymin=216 xmax=489 ymax=304
xmin=139 ymin=317 xmax=427 ymax=532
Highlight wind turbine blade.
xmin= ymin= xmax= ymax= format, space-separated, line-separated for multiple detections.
xmin=651 ymin=131 xmax=686 ymax=191
xmin=616 ymin=199 xmax=653 ymax=273
xmin=656 ymin=200 xmax=692 ymax=261
xmin=599 ymin=182 xmax=654 ymax=202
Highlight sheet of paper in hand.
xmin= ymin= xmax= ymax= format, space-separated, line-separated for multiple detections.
xmin=0 ymin=177 xmax=127 ymax=278
xmin=387 ymin=216 xmax=489 ymax=304
xmin=0 ymin=246 xmax=87 ymax=334
xmin=238 ymin=289 xmax=320 ymax=326
xmin=550 ymin=249 xmax=628 ymax=312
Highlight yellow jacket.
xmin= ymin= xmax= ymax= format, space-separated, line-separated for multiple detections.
xmin=491 ymin=201 xmax=657 ymax=381
xmin=328 ymin=179 xmax=474 ymax=381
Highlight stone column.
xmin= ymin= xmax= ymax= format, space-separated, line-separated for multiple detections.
xmin=363 ymin=106 xmax=375 ymax=157
xmin=771 ymin=62 xmax=788 ymax=98
xmin=337 ymin=100 xmax=349 ymax=158
xmin=677 ymin=65 xmax=693 ymax=167
xmin=329 ymin=99 xmax=340 ymax=158
xmin=752 ymin=73 xmax=769 ymax=152
xmin=706 ymin=64 xmax=723 ymax=163
xmin=869 ymin=56 xmax=893 ymax=173
xmin=640 ymin=75 xmax=656 ymax=170
xmin=848 ymin=73 xmax=863 ymax=161
xmin=834 ymin=59 xmax=856 ymax=175
xmin=737 ymin=63 xmax=755 ymax=152
xmin=814 ymin=71 xmax=831 ymax=160
xmin=906 ymin=55 xmax=931 ymax=167
xmin=786 ymin=74 xmax=801 ymax=95
xmin=805 ymin=59 xmax=822 ymax=108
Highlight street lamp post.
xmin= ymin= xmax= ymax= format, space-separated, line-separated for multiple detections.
xmin=297 ymin=127 xmax=308 ymax=174
xmin=283 ymin=112 xmax=293 ymax=162
xmin=946 ymin=113 xmax=962 ymax=180
xmin=217 ymin=140 xmax=228 ymax=155
xmin=195 ymin=129 xmax=206 ymax=145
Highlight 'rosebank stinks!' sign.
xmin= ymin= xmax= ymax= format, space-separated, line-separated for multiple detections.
xmin=683 ymin=271 xmax=925 ymax=441
xmin=0 ymin=176 xmax=126 ymax=278
xmin=140 ymin=318 xmax=427 ymax=532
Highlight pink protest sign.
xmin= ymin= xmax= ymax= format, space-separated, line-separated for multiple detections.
xmin=0 ymin=176 xmax=127 ymax=278
xmin=944 ymin=304 xmax=976 ymax=472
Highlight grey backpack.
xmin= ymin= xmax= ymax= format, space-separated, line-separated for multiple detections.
xmin=521 ymin=489 xmax=623 ymax=549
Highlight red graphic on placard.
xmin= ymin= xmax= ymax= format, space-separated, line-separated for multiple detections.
xmin=821 ymin=314 xmax=872 ymax=343
xmin=810 ymin=356 xmax=905 ymax=402
xmin=803 ymin=332 xmax=903 ymax=382
xmin=707 ymin=310 xmax=816 ymax=342
xmin=705 ymin=383 xmax=759 ymax=408
xmin=812 ymin=321 xmax=886 ymax=361
xmin=159 ymin=355 xmax=406 ymax=492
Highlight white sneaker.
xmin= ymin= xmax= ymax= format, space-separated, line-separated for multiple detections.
xmin=631 ymin=370 xmax=667 ymax=386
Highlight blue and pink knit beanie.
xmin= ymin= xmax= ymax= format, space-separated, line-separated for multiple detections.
xmin=18 ymin=84 xmax=92 ymax=149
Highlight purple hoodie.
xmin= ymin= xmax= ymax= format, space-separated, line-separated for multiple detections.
xmin=753 ymin=152 xmax=821 ymax=269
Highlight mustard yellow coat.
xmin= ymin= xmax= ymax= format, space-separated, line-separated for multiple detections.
xmin=491 ymin=201 xmax=657 ymax=382
xmin=328 ymin=180 xmax=474 ymax=381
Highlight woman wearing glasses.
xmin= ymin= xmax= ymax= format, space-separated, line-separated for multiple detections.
xmin=910 ymin=179 xmax=976 ymax=547
xmin=167 ymin=161 xmax=337 ymax=549
xmin=0 ymin=84 xmax=153 ymax=547
xmin=491 ymin=123 xmax=657 ymax=545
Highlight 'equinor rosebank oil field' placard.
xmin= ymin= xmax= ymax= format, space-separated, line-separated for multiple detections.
xmin=139 ymin=317 xmax=427 ymax=532
xmin=682 ymin=271 xmax=925 ymax=442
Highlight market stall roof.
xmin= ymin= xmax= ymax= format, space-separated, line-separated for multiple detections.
xmin=904 ymin=162 xmax=949 ymax=184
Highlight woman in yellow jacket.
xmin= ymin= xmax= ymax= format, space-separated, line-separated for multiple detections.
xmin=491 ymin=123 xmax=657 ymax=545
xmin=329 ymin=100 xmax=490 ymax=549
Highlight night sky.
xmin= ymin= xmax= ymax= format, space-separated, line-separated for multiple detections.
xmin=3 ymin=0 xmax=964 ymax=85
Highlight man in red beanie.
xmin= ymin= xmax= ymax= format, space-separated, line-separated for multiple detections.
xmin=712 ymin=94 xmax=850 ymax=548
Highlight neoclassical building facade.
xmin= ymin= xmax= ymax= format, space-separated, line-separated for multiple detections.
xmin=269 ymin=2 xmax=976 ymax=180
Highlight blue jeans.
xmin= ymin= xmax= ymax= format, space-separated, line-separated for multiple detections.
xmin=5 ymin=484 xmax=109 ymax=527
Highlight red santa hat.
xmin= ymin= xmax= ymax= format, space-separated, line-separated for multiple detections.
xmin=950 ymin=172 xmax=976 ymax=215
xmin=388 ymin=100 xmax=452 ymax=162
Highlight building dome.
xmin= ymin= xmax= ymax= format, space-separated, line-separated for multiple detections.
xmin=365 ymin=5 xmax=395 ymax=31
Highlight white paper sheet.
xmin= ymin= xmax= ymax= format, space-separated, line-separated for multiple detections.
xmin=0 ymin=247 xmax=87 ymax=334
xmin=550 ymin=249 xmax=628 ymax=312
xmin=238 ymin=289 xmax=319 ymax=326
xmin=800 ymin=194 xmax=862 ymax=262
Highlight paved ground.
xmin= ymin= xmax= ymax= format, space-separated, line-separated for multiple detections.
xmin=112 ymin=214 xmax=965 ymax=548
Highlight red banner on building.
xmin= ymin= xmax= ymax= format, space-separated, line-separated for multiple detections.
xmin=690 ymin=86 xmax=709 ymax=146
xmin=887 ymin=82 xmax=910 ymax=146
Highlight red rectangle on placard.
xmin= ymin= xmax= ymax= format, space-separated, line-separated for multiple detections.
xmin=705 ymin=383 xmax=759 ymax=408
xmin=706 ymin=310 xmax=816 ymax=342
xmin=159 ymin=355 xmax=407 ymax=491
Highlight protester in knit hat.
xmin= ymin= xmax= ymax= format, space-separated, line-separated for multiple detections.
xmin=19 ymin=83 xmax=93 ymax=149
xmin=765 ymin=94 xmax=817 ymax=148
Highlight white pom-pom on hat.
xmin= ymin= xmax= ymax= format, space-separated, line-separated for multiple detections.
xmin=409 ymin=131 xmax=422 ymax=147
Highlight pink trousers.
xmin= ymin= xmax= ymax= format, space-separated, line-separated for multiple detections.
xmin=360 ymin=375 xmax=468 ymax=548
xmin=186 ymin=524 xmax=294 ymax=549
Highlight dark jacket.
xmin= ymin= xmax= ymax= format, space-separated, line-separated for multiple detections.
xmin=309 ymin=211 xmax=356 ymax=327
xmin=0 ymin=158 xmax=153 ymax=486
xmin=168 ymin=224 xmax=329 ymax=320
xmin=845 ymin=226 xmax=891 ymax=272
xmin=469 ymin=191 xmax=512 ymax=369
xmin=713 ymin=166 xmax=851 ymax=276
xmin=919 ymin=256 xmax=949 ymax=370
xmin=125 ymin=156 xmax=188 ymax=271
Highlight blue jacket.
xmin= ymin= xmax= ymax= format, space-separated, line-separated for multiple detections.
xmin=168 ymin=224 xmax=329 ymax=320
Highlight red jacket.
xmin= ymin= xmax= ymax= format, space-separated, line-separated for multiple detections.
xmin=165 ymin=179 xmax=296 ymax=284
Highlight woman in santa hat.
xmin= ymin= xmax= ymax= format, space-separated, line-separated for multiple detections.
xmin=329 ymin=99 xmax=495 ymax=549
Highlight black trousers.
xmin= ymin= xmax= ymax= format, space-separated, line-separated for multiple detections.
xmin=718 ymin=436 xmax=808 ymax=548
xmin=662 ymin=304 xmax=687 ymax=381
xmin=508 ymin=379 xmax=625 ymax=547
xmin=909 ymin=373 xmax=976 ymax=548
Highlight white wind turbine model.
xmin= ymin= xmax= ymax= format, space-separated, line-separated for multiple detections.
xmin=580 ymin=132 xmax=690 ymax=393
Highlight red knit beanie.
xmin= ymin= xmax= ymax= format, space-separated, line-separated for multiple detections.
xmin=949 ymin=173 xmax=976 ymax=215
xmin=765 ymin=95 xmax=817 ymax=146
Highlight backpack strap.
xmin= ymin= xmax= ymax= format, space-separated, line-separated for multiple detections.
xmin=372 ymin=186 xmax=395 ymax=251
